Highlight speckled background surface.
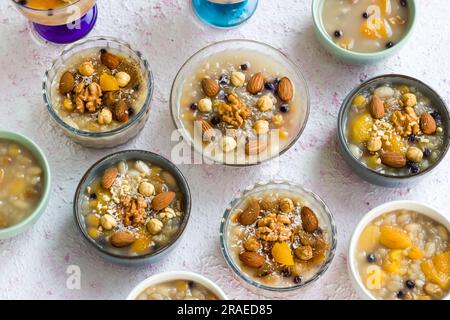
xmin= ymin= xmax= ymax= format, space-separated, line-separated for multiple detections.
xmin=0 ymin=0 xmax=449 ymax=300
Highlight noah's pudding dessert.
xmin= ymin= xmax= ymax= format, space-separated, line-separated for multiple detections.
xmin=81 ymin=159 xmax=185 ymax=256
xmin=346 ymin=83 xmax=445 ymax=176
xmin=356 ymin=211 xmax=450 ymax=300
xmin=178 ymin=50 xmax=305 ymax=165
xmin=226 ymin=192 xmax=331 ymax=288
xmin=0 ymin=140 xmax=43 ymax=229
xmin=322 ymin=0 xmax=409 ymax=53
xmin=136 ymin=280 xmax=218 ymax=300
xmin=52 ymin=48 xmax=147 ymax=133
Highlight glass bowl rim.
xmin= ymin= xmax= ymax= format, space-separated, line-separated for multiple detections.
xmin=43 ymin=36 xmax=154 ymax=138
xmin=337 ymin=73 xmax=450 ymax=180
xmin=12 ymin=0 xmax=85 ymax=12
xmin=169 ymin=38 xmax=311 ymax=167
xmin=73 ymin=149 xmax=192 ymax=261
xmin=219 ymin=180 xmax=338 ymax=292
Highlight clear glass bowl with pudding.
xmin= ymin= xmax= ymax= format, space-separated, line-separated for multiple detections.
xmin=43 ymin=37 xmax=153 ymax=148
xmin=12 ymin=0 xmax=98 ymax=44
xmin=220 ymin=181 xmax=337 ymax=296
xmin=170 ymin=39 xmax=309 ymax=166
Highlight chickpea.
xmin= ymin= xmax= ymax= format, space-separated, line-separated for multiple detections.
xmin=230 ymin=71 xmax=245 ymax=87
xmin=402 ymin=93 xmax=417 ymax=108
xmin=198 ymin=98 xmax=212 ymax=113
xmin=279 ymin=198 xmax=294 ymax=213
xmin=98 ymin=108 xmax=113 ymax=125
xmin=138 ymin=181 xmax=155 ymax=196
xmin=78 ymin=61 xmax=95 ymax=77
xmin=147 ymin=218 xmax=163 ymax=235
xmin=253 ymin=120 xmax=270 ymax=135
xmin=115 ymin=71 xmax=131 ymax=87
xmin=220 ymin=136 xmax=237 ymax=153
xmin=257 ymin=95 xmax=274 ymax=112
xmin=100 ymin=214 xmax=117 ymax=231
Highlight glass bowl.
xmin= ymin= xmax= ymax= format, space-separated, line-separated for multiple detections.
xmin=219 ymin=181 xmax=337 ymax=296
xmin=337 ymin=74 xmax=450 ymax=187
xmin=73 ymin=150 xmax=191 ymax=265
xmin=170 ymin=39 xmax=310 ymax=166
xmin=43 ymin=36 xmax=154 ymax=148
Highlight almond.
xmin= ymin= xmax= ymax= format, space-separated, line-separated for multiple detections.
xmin=115 ymin=100 xmax=129 ymax=123
xmin=247 ymin=72 xmax=264 ymax=95
xmin=101 ymin=167 xmax=118 ymax=189
xmin=245 ymin=139 xmax=268 ymax=155
xmin=277 ymin=77 xmax=294 ymax=102
xmin=59 ymin=71 xmax=75 ymax=95
xmin=239 ymin=251 xmax=265 ymax=268
xmin=301 ymin=207 xmax=319 ymax=233
xmin=199 ymin=119 xmax=215 ymax=142
xmin=101 ymin=51 xmax=120 ymax=70
xmin=201 ymin=78 xmax=219 ymax=97
xmin=239 ymin=199 xmax=260 ymax=226
xmin=110 ymin=231 xmax=135 ymax=247
xmin=381 ymin=152 xmax=407 ymax=168
xmin=420 ymin=113 xmax=437 ymax=135
xmin=151 ymin=191 xmax=176 ymax=211
xmin=369 ymin=95 xmax=385 ymax=119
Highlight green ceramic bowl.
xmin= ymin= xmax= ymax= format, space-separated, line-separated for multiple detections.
xmin=312 ymin=0 xmax=417 ymax=64
xmin=0 ymin=131 xmax=51 ymax=240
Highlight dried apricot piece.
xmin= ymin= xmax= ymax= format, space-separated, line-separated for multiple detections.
xmin=358 ymin=225 xmax=380 ymax=252
xmin=382 ymin=250 xmax=405 ymax=275
xmin=432 ymin=252 xmax=450 ymax=275
xmin=421 ymin=260 xmax=449 ymax=289
xmin=352 ymin=95 xmax=366 ymax=108
xmin=408 ymin=246 xmax=425 ymax=260
xmin=100 ymin=74 xmax=120 ymax=92
xmin=271 ymin=242 xmax=294 ymax=266
xmin=350 ymin=112 xmax=374 ymax=143
xmin=379 ymin=225 xmax=412 ymax=249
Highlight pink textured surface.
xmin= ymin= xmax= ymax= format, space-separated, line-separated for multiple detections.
xmin=0 ymin=0 xmax=449 ymax=300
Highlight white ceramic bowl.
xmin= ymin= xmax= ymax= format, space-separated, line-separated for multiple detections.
xmin=127 ymin=271 xmax=228 ymax=300
xmin=348 ymin=201 xmax=450 ymax=300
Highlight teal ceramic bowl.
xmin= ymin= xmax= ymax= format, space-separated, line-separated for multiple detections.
xmin=312 ymin=0 xmax=417 ymax=64
xmin=0 ymin=131 xmax=51 ymax=240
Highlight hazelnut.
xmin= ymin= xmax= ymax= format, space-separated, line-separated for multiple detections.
xmin=100 ymin=214 xmax=117 ymax=231
xmin=243 ymin=236 xmax=261 ymax=252
xmin=295 ymin=245 xmax=313 ymax=261
xmin=257 ymin=95 xmax=274 ymax=112
xmin=402 ymin=93 xmax=417 ymax=108
xmin=63 ymin=98 xmax=74 ymax=112
xmin=230 ymin=71 xmax=246 ymax=87
xmin=161 ymin=207 xmax=176 ymax=219
xmin=198 ymin=98 xmax=212 ymax=113
xmin=115 ymin=71 xmax=131 ymax=87
xmin=271 ymin=114 xmax=284 ymax=127
xmin=406 ymin=146 xmax=423 ymax=163
xmin=367 ymin=136 xmax=382 ymax=152
xmin=253 ymin=120 xmax=270 ymax=135
xmin=78 ymin=61 xmax=95 ymax=77
xmin=279 ymin=198 xmax=294 ymax=213
xmin=138 ymin=182 xmax=155 ymax=196
xmin=98 ymin=108 xmax=113 ymax=125
xmin=220 ymin=136 xmax=237 ymax=153
xmin=147 ymin=218 xmax=163 ymax=235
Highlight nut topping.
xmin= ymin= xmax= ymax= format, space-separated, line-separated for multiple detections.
xmin=381 ymin=152 xmax=407 ymax=168
xmin=247 ymin=72 xmax=264 ymax=94
xmin=420 ymin=113 xmax=437 ymax=135
xmin=301 ymin=207 xmax=319 ymax=233
xmin=110 ymin=231 xmax=135 ymax=248
xmin=101 ymin=167 xmax=118 ymax=189
xmin=277 ymin=77 xmax=294 ymax=102
xmin=369 ymin=95 xmax=385 ymax=119
xmin=201 ymin=78 xmax=220 ymax=97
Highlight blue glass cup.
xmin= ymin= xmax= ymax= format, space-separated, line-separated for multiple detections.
xmin=192 ymin=0 xmax=258 ymax=28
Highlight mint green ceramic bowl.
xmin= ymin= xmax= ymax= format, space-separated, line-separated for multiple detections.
xmin=312 ymin=0 xmax=417 ymax=64
xmin=0 ymin=131 xmax=51 ymax=240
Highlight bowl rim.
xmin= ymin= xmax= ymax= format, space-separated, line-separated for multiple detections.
xmin=311 ymin=0 xmax=417 ymax=58
xmin=0 ymin=130 xmax=51 ymax=237
xmin=348 ymin=200 xmax=450 ymax=300
xmin=169 ymin=38 xmax=310 ymax=167
xmin=43 ymin=36 xmax=154 ymax=138
xmin=73 ymin=149 xmax=192 ymax=261
xmin=219 ymin=180 xmax=337 ymax=292
xmin=126 ymin=271 xmax=228 ymax=300
xmin=338 ymin=73 xmax=450 ymax=181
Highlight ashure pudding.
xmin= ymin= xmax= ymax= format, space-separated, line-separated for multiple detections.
xmin=221 ymin=183 xmax=336 ymax=291
xmin=322 ymin=0 xmax=409 ymax=53
xmin=0 ymin=140 xmax=44 ymax=229
xmin=80 ymin=159 xmax=185 ymax=257
xmin=53 ymin=48 xmax=146 ymax=132
xmin=356 ymin=210 xmax=450 ymax=300
xmin=136 ymin=280 xmax=219 ymax=300
xmin=346 ymin=83 xmax=446 ymax=176
xmin=173 ymin=41 xmax=309 ymax=165
xmin=16 ymin=0 xmax=76 ymax=9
